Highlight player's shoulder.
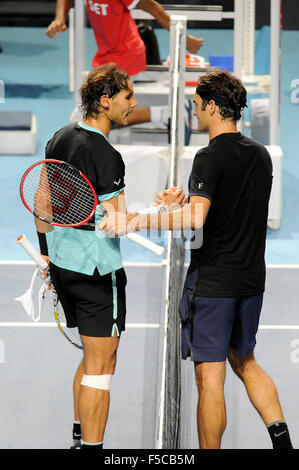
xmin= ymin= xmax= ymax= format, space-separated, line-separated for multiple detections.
xmin=45 ymin=123 xmax=78 ymax=156
xmin=195 ymin=145 xmax=213 ymax=157
xmin=46 ymin=122 xmax=82 ymax=149
xmin=46 ymin=122 xmax=123 ymax=163
xmin=241 ymin=134 xmax=271 ymax=154
xmin=194 ymin=144 xmax=218 ymax=165
xmin=237 ymin=134 xmax=272 ymax=169
xmin=84 ymin=133 xmax=123 ymax=163
xmin=50 ymin=122 xmax=78 ymax=139
xmin=80 ymin=132 xmax=125 ymax=174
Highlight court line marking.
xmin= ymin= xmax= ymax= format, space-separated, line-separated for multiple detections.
xmin=258 ymin=325 xmax=299 ymax=330
xmin=266 ymin=265 xmax=299 ymax=269
xmin=0 ymin=260 xmax=164 ymax=267
xmin=0 ymin=323 xmax=298 ymax=330
xmin=0 ymin=322 xmax=160 ymax=328
xmin=2 ymin=263 xmax=299 ymax=330
xmin=1 ymin=261 xmax=299 ymax=268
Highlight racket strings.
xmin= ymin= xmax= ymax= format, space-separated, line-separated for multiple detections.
xmin=54 ymin=292 xmax=82 ymax=349
xmin=30 ymin=164 xmax=93 ymax=219
xmin=24 ymin=166 xmax=91 ymax=222
xmin=22 ymin=162 xmax=96 ymax=225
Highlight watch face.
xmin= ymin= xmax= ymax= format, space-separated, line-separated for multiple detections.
xmin=158 ymin=204 xmax=169 ymax=214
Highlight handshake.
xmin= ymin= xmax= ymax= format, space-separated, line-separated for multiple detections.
xmin=155 ymin=187 xmax=187 ymax=211
xmin=99 ymin=187 xmax=187 ymax=238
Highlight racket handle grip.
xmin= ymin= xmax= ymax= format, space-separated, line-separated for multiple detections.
xmin=16 ymin=234 xmax=48 ymax=271
xmin=126 ymin=233 xmax=164 ymax=256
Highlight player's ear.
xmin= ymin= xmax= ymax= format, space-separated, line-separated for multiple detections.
xmin=99 ymin=94 xmax=111 ymax=110
xmin=208 ymin=99 xmax=217 ymax=116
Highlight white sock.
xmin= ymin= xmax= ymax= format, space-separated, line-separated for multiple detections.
xmin=81 ymin=440 xmax=103 ymax=446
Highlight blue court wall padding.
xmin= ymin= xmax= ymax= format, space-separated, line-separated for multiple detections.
xmin=0 ymin=111 xmax=32 ymax=130
xmin=0 ymin=112 xmax=37 ymax=155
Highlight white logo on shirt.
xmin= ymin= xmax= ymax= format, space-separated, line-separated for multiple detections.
xmin=198 ymin=182 xmax=204 ymax=189
xmin=114 ymin=178 xmax=121 ymax=186
xmin=88 ymin=0 xmax=109 ymax=15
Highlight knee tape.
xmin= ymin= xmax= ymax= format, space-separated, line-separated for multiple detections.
xmin=81 ymin=374 xmax=112 ymax=391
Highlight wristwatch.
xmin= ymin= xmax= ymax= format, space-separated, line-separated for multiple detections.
xmin=157 ymin=203 xmax=169 ymax=214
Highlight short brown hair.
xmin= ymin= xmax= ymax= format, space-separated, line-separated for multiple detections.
xmin=80 ymin=63 xmax=130 ymax=119
xmin=196 ymin=71 xmax=247 ymax=121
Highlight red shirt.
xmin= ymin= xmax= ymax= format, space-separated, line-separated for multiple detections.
xmin=86 ymin=0 xmax=147 ymax=76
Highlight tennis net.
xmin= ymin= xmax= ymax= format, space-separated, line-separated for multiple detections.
xmin=157 ymin=15 xmax=187 ymax=449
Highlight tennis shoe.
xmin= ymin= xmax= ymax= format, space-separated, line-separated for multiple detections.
xmin=70 ymin=439 xmax=82 ymax=449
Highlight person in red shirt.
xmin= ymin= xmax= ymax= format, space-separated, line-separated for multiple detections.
xmin=86 ymin=0 xmax=147 ymax=76
xmin=46 ymin=0 xmax=204 ymax=127
xmin=47 ymin=0 xmax=203 ymax=73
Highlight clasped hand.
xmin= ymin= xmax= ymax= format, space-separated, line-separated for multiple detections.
xmin=99 ymin=187 xmax=187 ymax=237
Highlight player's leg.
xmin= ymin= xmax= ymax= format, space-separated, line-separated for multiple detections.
xmin=62 ymin=267 xmax=126 ymax=448
xmin=181 ymin=296 xmax=237 ymax=448
xmin=228 ymin=295 xmax=293 ymax=449
xmin=228 ymin=349 xmax=284 ymax=423
xmin=228 ymin=349 xmax=292 ymax=448
xmin=79 ymin=334 xmax=119 ymax=447
xmin=48 ymin=263 xmax=85 ymax=448
xmin=71 ymin=360 xmax=84 ymax=448
xmin=73 ymin=360 xmax=83 ymax=422
xmin=194 ymin=361 xmax=226 ymax=449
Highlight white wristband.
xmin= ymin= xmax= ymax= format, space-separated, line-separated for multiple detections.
xmin=138 ymin=205 xmax=159 ymax=215
xmin=150 ymin=105 xmax=169 ymax=123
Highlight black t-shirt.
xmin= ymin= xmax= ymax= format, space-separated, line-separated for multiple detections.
xmin=45 ymin=123 xmax=125 ymax=197
xmin=45 ymin=123 xmax=125 ymax=230
xmin=186 ymin=132 xmax=273 ymax=297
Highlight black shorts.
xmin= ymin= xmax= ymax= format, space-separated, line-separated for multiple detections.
xmin=49 ymin=263 xmax=127 ymax=338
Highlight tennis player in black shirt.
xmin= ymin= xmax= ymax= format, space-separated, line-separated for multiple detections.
xmin=101 ymin=71 xmax=293 ymax=449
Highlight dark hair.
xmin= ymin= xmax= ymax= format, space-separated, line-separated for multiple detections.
xmin=196 ymin=71 xmax=247 ymax=121
xmin=80 ymin=63 xmax=130 ymax=119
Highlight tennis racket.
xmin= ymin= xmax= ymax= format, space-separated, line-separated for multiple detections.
xmin=17 ymin=234 xmax=82 ymax=349
xmin=19 ymin=159 xmax=164 ymax=256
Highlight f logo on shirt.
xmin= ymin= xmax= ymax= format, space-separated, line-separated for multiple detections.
xmin=88 ymin=0 xmax=109 ymax=15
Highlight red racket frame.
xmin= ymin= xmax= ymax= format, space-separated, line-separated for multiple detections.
xmin=20 ymin=159 xmax=99 ymax=227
